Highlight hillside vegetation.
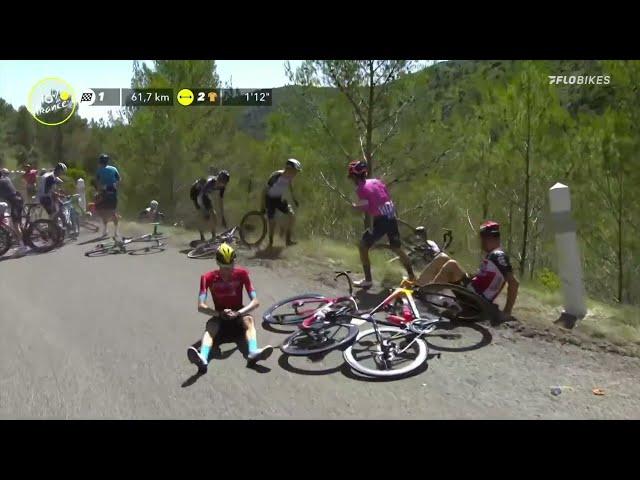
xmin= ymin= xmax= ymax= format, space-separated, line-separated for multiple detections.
xmin=1 ymin=59 xmax=639 ymax=307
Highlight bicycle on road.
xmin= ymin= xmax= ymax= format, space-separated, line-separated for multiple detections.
xmin=0 ymin=202 xmax=59 ymax=256
xmin=187 ymin=226 xmax=238 ymax=259
xmin=52 ymin=194 xmax=81 ymax=244
xmin=263 ymin=271 xmax=490 ymax=378
xmin=84 ymin=235 xmax=166 ymax=257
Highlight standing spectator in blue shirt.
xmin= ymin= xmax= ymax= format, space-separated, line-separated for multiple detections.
xmin=95 ymin=153 xmax=121 ymax=238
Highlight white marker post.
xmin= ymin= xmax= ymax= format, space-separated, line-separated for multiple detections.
xmin=548 ymin=183 xmax=587 ymax=328
xmin=76 ymin=178 xmax=86 ymax=213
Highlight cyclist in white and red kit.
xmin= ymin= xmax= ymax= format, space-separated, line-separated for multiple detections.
xmin=416 ymin=220 xmax=519 ymax=318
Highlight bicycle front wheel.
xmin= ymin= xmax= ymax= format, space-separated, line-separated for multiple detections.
xmin=80 ymin=219 xmax=100 ymax=233
xmin=24 ymin=219 xmax=59 ymax=253
xmin=0 ymin=225 xmax=12 ymax=257
xmin=416 ymin=283 xmax=488 ymax=322
xmin=239 ymin=211 xmax=266 ymax=247
xmin=187 ymin=242 xmax=218 ymax=259
xmin=262 ymin=294 xmax=330 ymax=325
xmin=85 ymin=244 xmax=117 ymax=257
xmin=343 ymin=326 xmax=428 ymax=378
xmin=281 ymin=323 xmax=359 ymax=356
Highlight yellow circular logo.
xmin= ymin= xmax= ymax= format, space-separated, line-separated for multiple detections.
xmin=27 ymin=77 xmax=77 ymax=126
xmin=177 ymin=88 xmax=194 ymax=106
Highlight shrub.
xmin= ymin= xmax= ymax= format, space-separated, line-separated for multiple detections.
xmin=537 ymin=267 xmax=561 ymax=292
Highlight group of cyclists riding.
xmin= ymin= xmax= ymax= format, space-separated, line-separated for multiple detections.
xmin=2 ymin=153 xmax=520 ymax=374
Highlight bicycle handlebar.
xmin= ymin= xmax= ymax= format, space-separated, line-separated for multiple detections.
xmin=333 ymin=271 xmax=353 ymax=297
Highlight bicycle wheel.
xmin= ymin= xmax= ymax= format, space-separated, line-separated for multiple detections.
xmin=80 ymin=219 xmax=100 ymax=233
xmin=24 ymin=219 xmax=59 ymax=253
xmin=416 ymin=283 xmax=488 ymax=322
xmin=281 ymin=322 xmax=359 ymax=356
xmin=262 ymin=294 xmax=330 ymax=325
xmin=343 ymin=326 xmax=428 ymax=378
xmin=85 ymin=243 xmax=117 ymax=257
xmin=187 ymin=242 xmax=219 ymax=259
xmin=128 ymin=244 xmax=165 ymax=255
xmin=239 ymin=210 xmax=266 ymax=247
xmin=0 ymin=225 xmax=12 ymax=257
xmin=132 ymin=233 xmax=169 ymax=242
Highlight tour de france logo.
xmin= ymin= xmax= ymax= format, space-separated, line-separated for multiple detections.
xmin=27 ymin=77 xmax=77 ymax=126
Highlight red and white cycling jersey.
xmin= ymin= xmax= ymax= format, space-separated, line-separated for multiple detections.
xmin=470 ymin=249 xmax=513 ymax=301
xmin=199 ymin=267 xmax=255 ymax=311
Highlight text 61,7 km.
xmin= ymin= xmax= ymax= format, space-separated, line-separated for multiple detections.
xmin=123 ymin=89 xmax=174 ymax=106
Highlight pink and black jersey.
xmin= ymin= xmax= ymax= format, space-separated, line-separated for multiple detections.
xmin=199 ymin=267 xmax=255 ymax=311
xmin=470 ymin=249 xmax=513 ymax=301
xmin=355 ymin=178 xmax=396 ymax=219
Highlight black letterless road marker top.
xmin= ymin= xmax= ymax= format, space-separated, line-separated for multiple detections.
xmin=121 ymin=89 xmax=174 ymax=106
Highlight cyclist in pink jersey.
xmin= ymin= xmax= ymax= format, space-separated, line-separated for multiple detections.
xmin=348 ymin=160 xmax=415 ymax=289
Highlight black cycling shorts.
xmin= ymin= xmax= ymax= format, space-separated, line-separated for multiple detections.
xmin=196 ymin=195 xmax=214 ymax=219
xmin=265 ymin=196 xmax=291 ymax=219
xmin=361 ymin=215 xmax=401 ymax=249
xmin=96 ymin=191 xmax=118 ymax=211
xmin=4 ymin=193 xmax=23 ymax=222
xmin=39 ymin=196 xmax=56 ymax=216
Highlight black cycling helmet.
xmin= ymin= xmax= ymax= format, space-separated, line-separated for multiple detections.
xmin=479 ymin=220 xmax=500 ymax=237
xmin=98 ymin=154 xmax=110 ymax=165
xmin=217 ymin=170 xmax=230 ymax=182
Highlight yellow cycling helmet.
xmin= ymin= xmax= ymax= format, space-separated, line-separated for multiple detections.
xmin=216 ymin=243 xmax=236 ymax=265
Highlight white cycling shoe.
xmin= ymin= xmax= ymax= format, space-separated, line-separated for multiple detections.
xmin=353 ymin=279 xmax=373 ymax=289
xmin=187 ymin=346 xmax=208 ymax=373
xmin=247 ymin=345 xmax=274 ymax=365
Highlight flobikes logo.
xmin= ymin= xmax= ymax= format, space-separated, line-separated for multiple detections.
xmin=27 ymin=77 xmax=77 ymax=126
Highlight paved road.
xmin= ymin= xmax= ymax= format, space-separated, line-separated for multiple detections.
xmin=2 ymin=232 xmax=640 ymax=419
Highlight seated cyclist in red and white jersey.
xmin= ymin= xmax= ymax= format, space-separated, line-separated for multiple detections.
xmin=416 ymin=221 xmax=519 ymax=319
xmin=187 ymin=243 xmax=273 ymax=374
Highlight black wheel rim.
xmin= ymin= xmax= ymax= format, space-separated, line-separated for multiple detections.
xmin=349 ymin=330 xmax=422 ymax=373
xmin=239 ymin=211 xmax=266 ymax=246
xmin=0 ymin=227 xmax=11 ymax=256
xmin=26 ymin=220 xmax=57 ymax=251
xmin=264 ymin=296 xmax=330 ymax=325
xmin=416 ymin=284 xmax=487 ymax=321
xmin=282 ymin=323 xmax=358 ymax=356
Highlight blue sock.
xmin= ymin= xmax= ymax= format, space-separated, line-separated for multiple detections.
xmin=200 ymin=344 xmax=211 ymax=363
xmin=248 ymin=338 xmax=258 ymax=353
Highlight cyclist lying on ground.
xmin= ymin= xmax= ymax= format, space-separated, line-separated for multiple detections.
xmin=261 ymin=158 xmax=302 ymax=248
xmin=138 ymin=200 xmax=164 ymax=223
xmin=415 ymin=220 xmax=519 ymax=318
xmin=187 ymin=243 xmax=273 ymax=374
xmin=190 ymin=170 xmax=230 ymax=242
xmin=347 ymin=160 xmax=415 ymax=289
xmin=0 ymin=168 xmax=27 ymax=255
